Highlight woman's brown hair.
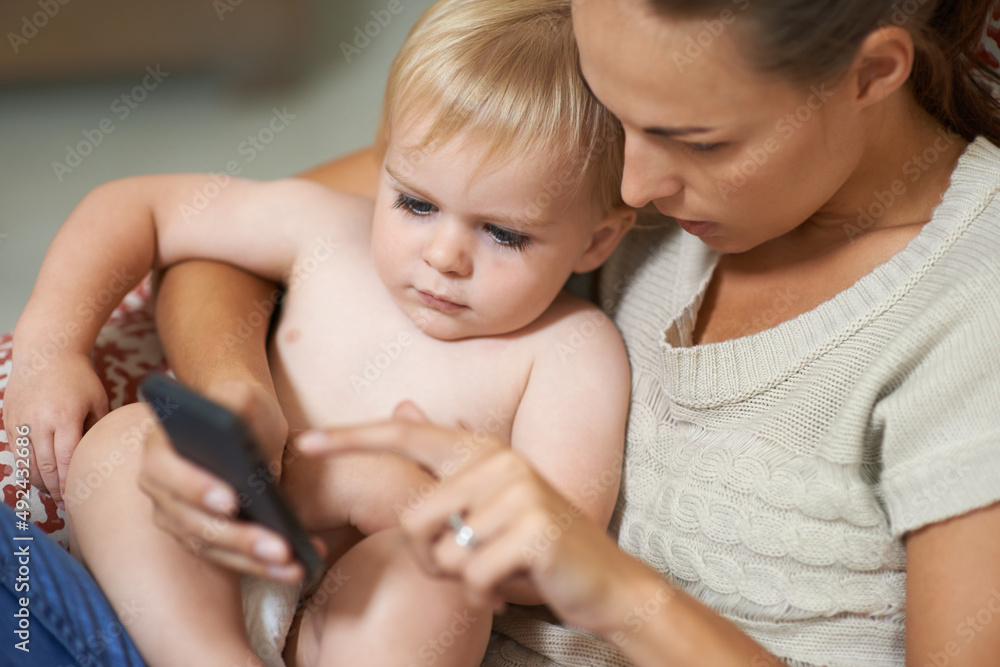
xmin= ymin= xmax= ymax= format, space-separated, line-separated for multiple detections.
xmin=649 ymin=0 xmax=1000 ymax=145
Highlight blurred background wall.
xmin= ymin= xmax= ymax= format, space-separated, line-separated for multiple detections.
xmin=0 ymin=0 xmax=437 ymax=332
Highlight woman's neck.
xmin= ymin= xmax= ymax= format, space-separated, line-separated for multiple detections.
xmin=824 ymin=100 xmax=966 ymax=223
xmin=747 ymin=95 xmax=969 ymax=268
xmin=696 ymin=104 xmax=971 ymax=344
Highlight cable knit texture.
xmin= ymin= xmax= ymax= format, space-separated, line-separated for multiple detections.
xmin=483 ymin=138 xmax=1000 ymax=667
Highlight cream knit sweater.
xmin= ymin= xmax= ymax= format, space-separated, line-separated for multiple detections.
xmin=483 ymin=137 xmax=1000 ymax=666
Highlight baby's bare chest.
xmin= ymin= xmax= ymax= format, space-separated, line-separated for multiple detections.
xmin=266 ymin=256 xmax=529 ymax=439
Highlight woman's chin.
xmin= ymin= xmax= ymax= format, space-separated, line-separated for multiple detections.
xmin=695 ymin=234 xmax=755 ymax=255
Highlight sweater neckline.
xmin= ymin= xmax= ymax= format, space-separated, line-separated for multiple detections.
xmin=659 ymin=136 xmax=1000 ymax=408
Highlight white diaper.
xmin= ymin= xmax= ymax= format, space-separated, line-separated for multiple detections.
xmin=241 ymin=575 xmax=303 ymax=667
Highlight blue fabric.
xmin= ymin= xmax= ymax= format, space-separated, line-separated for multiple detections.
xmin=0 ymin=502 xmax=147 ymax=667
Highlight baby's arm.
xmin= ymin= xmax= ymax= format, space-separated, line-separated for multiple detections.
xmin=503 ymin=294 xmax=631 ymax=604
xmin=298 ymin=145 xmax=380 ymax=198
xmin=5 ymin=175 xmax=360 ymax=503
xmin=133 ymin=151 xmax=380 ymax=573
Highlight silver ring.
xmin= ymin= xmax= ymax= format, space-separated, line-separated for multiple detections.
xmin=448 ymin=513 xmax=477 ymax=549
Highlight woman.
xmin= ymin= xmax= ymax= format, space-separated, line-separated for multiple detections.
xmin=24 ymin=0 xmax=1000 ymax=664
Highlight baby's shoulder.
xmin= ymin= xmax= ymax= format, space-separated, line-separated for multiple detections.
xmin=522 ymin=290 xmax=627 ymax=369
xmin=511 ymin=291 xmax=631 ymax=430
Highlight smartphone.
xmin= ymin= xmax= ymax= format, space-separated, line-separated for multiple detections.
xmin=139 ymin=373 xmax=324 ymax=591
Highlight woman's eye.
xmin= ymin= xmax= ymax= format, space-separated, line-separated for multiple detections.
xmin=683 ymin=142 xmax=725 ymax=154
xmin=393 ymin=194 xmax=436 ymax=216
xmin=486 ymin=224 xmax=532 ymax=252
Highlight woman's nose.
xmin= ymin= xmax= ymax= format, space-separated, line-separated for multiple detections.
xmin=620 ymin=133 xmax=683 ymax=209
xmin=423 ymin=222 xmax=473 ymax=277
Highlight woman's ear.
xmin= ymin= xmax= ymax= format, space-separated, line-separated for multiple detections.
xmin=573 ymin=205 xmax=637 ymax=274
xmin=849 ymin=26 xmax=915 ymax=108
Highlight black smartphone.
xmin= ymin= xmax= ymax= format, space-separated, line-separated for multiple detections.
xmin=139 ymin=373 xmax=324 ymax=591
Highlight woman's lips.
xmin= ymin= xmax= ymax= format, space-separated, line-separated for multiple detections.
xmin=417 ymin=289 xmax=466 ymax=312
xmin=674 ymin=218 xmax=718 ymax=237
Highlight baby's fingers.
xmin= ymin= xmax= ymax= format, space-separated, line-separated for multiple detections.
xmin=83 ymin=390 xmax=110 ymax=433
xmin=52 ymin=426 xmax=82 ymax=505
xmin=23 ymin=426 xmax=49 ymax=490
xmin=34 ymin=425 xmax=74 ymax=507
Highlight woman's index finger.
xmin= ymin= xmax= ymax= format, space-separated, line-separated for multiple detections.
xmin=295 ymin=419 xmax=501 ymax=477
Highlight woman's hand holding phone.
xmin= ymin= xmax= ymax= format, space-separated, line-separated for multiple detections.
xmin=137 ymin=379 xmax=318 ymax=582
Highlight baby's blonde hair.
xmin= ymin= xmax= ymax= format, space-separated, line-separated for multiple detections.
xmin=376 ymin=0 xmax=625 ymax=216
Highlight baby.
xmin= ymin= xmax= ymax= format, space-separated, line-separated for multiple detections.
xmin=5 ymin=0 xmax=635 ymax=665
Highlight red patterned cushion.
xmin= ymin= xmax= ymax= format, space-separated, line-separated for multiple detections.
xmin=0 ymin=276 xmax=167 ymax=548
xmin=979 ymin=3 xmax=1000 ymax=71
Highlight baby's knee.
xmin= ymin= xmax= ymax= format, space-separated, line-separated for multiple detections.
xmin=298 ymin=529 xmax=491 ymax=667
xmin=65 ymin=402 xmax=154 ymax=508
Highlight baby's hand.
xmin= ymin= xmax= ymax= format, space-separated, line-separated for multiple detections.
xmin=3 ymin=352 xmax=109 ymax=506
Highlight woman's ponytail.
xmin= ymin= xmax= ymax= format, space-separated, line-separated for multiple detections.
xmin=909 ymin=0 xmax=1000 ymax=144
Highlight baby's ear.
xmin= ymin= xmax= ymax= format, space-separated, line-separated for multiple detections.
xmin=573 ymin=205 xmax=637 ymax=274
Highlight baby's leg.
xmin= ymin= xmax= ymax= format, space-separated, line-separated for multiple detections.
xmin=65 ymin=403 xmax=258 ymax=667
xmin=289 ymin=528 xmax=491 ymax=667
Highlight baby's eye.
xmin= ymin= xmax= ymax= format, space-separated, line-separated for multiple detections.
xmin=485 ymin=224 xmax=532 ymax=252
xmin=393 ymin=194 xmax=437 ymax=216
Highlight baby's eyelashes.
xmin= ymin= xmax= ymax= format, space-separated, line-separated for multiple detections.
xmin=394 ymin=193 xmax=436 ymax=216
